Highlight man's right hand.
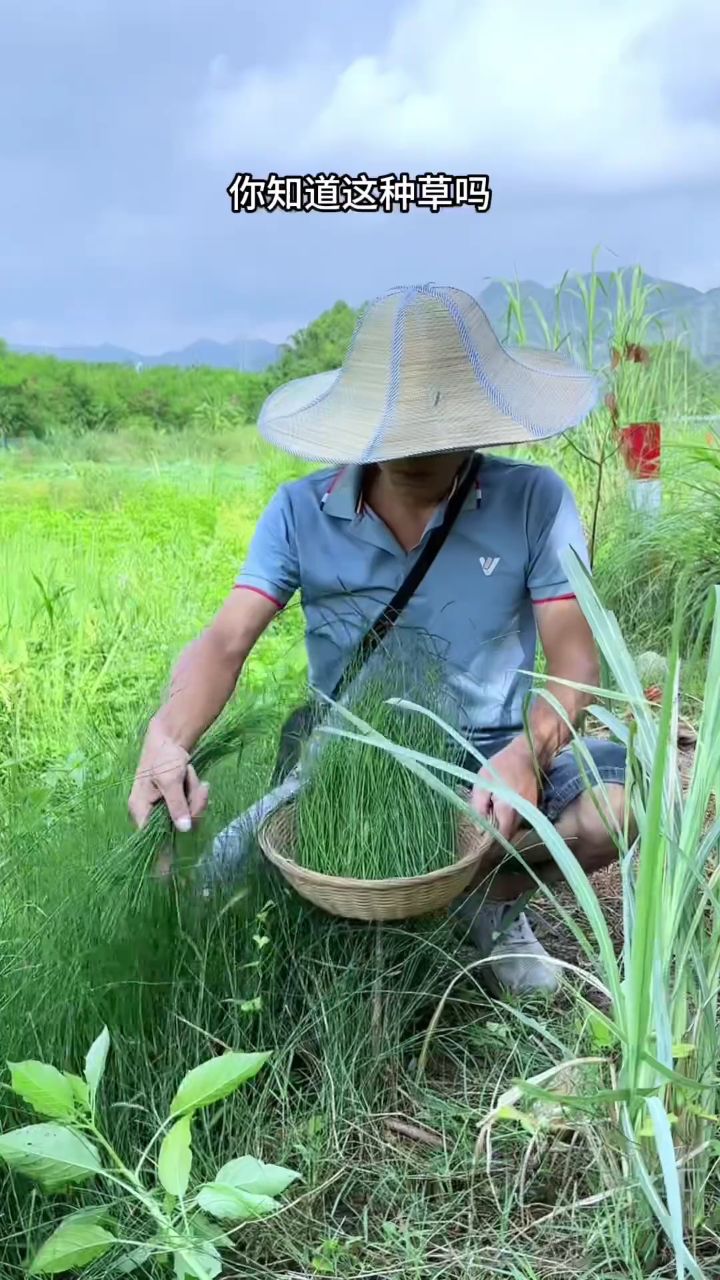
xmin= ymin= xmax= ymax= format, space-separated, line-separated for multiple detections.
xmin=128 ymin=588 xmax=281 ymax=831
xmin=128 ymin=719 xmax=209 ymax=831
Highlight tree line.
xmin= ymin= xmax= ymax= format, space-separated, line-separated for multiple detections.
xmin=0 ymin=302 xmax=359 ymax=440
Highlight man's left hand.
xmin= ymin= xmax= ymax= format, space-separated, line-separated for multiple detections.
xmin=471 ymin=736 xmax=541 ymax=842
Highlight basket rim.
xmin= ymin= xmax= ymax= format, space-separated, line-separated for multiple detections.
xmin=258 ymin=799 xmax=495 ymax=892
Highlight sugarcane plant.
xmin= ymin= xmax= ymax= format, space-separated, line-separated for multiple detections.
xmin=321 ymin=561 xmax=720 ymax=1280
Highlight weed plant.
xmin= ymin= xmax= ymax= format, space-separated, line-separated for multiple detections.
xmin=0 ymin=704 xmax=512 ymax=1278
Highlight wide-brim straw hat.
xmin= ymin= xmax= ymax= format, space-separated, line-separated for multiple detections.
xmin=258 ymin=283 xmax=599 ymax=464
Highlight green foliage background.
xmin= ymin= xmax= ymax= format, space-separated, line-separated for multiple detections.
xmin=0 ymin=301 xmax=360 ymax=441
xmin=2 ymin=275 xmax=720 ymax=1277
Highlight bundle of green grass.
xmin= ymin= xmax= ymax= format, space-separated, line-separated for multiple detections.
xmin=294 ymin=658 xmax=467 ymax=880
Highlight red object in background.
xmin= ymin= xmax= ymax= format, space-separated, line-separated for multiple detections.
xmin=619 ymin=422 xmax=662 ymax=479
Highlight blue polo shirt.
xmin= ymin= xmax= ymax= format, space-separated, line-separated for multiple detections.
xmin=235 ymin=455 xmax=589 ymax=746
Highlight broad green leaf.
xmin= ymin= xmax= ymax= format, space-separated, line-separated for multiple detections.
xmin=158 ymin=1114 xmax=193 ymax=1198
xmin=112 ymin=1245 xmax=152 ymax=1276
xmin=196 ymin=1180 xmax=278 ymax=1221
xmin=173 ymin=1241 xmax=222 ymax=1280
xmin=59 ymin=1206 xmax=113 ymax=1227
xmin=215 ymin=1155 xmax=300 ymax=1197
xmin=188 ymin=1213 xmax=231 ymax=1249
xmin=63 ymin=1073 xmax=90 ymax=1111
xmin=169 ymin=1051 xmax=270 ymax=1117
xmin=0 ymin=1123 xmax=102 ymax=1191
xmin=84 ymin=1026 xmax=110 ymax=1104
xmin=28 ymin=1216 xmax=116 ymax=1275
xmin=8 ymin=1061 xmax=76 ymax=1121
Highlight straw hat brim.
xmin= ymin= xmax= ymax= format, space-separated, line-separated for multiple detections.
xmin=258 ymin=285 xmax=599 ymax=464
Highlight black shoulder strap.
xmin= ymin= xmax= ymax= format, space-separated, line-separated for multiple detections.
xmin=331 ymin=453 xmax=481 ymax=700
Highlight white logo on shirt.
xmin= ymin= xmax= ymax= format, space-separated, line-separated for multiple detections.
xmin=479 ymin=556 xmax=500 ymax=577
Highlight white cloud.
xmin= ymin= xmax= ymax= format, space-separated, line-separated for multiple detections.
xmin=192 ymin=0 xmax=720 ymax=193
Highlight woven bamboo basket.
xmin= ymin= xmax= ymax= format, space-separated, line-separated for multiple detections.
xmin=258 ymin=794 xmax=494 ymax=922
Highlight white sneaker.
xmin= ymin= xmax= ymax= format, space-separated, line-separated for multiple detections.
xmin=453 ymin=897 xmax=560 ymax=996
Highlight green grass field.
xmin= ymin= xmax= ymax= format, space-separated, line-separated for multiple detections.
xmin=2 ymin=338 xmax=720 ymax=1276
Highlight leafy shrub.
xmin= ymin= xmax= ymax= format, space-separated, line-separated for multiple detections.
xmin=0 ymin=1029 xmax=299 ymax=1278
xmin=0 ymin=348 xmax=270 ymax=440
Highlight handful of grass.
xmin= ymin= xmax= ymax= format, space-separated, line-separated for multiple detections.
xmin=100 ymin=698 xmax=266 ymax=900
xmin=294 ymin=668 xmax=465 ymax=880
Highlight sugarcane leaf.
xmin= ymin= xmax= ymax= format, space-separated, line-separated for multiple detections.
xmin=644 ymin=1097 xmax=686 ymax=1276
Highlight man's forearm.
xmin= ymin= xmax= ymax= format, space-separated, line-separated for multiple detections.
xmin=521 ymin=658 xmax=598 ymax=771
xmin=528 ymin=676 xmax=590 ymax=767
xmin=151 ymin=631 xmax=245 ymax=752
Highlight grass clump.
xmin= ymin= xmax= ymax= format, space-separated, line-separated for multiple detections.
xmin=294 ymin=657 xmax=466 ymax=880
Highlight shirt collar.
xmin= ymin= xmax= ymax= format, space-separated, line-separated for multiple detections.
xmin=320 ymin=466 xmax=363 ymax=519
xmin=321 ymin=458 xmax=482 ymax=521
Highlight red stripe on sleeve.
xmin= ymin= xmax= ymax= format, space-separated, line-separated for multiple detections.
xmin=533 ymin=593 xmax=577 ymax=605
xmin=233 ymin=584 xmax=284 ymax=610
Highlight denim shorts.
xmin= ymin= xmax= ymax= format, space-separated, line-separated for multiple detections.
xmin=463 ymin=736 xmax=627 ymax=824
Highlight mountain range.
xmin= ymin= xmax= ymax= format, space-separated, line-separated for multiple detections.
xmin=8 ymin=337 xmax=280 ymax=372
xmin=7 ymin=272 xmax=720 ymax=369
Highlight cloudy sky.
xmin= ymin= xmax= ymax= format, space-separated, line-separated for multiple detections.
xmin=1 ymin=0 xmax=718 ymax=352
